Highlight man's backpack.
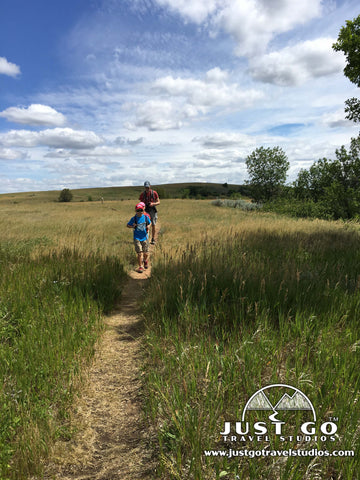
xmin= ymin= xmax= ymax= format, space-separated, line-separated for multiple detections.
xmin=142 ymin=190 xmax=157 ymax=212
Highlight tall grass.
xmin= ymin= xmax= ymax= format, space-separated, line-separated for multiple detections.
xmin=143 ymin=207 xmax=360 ymax=479
xmin=0 ymin=242 xmax=127 ymax=478
xmin=1 ymin=196 xmax=360 ymax=479
xmin=0 ymin=199 xmax=136 ymax=478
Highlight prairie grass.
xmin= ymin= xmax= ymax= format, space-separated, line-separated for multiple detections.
xmin=1 ymin=196 xmax=360 ymax=479
xmin=143 ymin=200 xmax=360 ymax=479
xmin=0 ymin=199 xmax=136 ymax=478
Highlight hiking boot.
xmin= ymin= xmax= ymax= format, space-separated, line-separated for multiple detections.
xmin=150 ymin=238 xmax=155 ymax=245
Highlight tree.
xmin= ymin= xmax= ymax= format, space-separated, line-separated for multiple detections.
xmin=245 ymin=146 xmax=289 ymax=202
xmin=345 ymin=97 xmax=360 ymax=123
xmin=58 ymin=188 xmax=73 ymax=202
xmin=333 ymin=14 xmax=360 ymax=122
xmin=293 ymin=135 xmax=360 ymax=218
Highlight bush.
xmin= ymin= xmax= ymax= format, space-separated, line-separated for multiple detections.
xmin=211 ymin=198 xmax=262 ymax=211
xmin=58 ymin=188 xmax=73 ymax=202
xmin=263 ymin=198 xmax=335 ymax=220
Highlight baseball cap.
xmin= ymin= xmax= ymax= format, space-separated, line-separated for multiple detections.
xmin=135 ymin=203 xmax=144 ymax=210
xmin=144 ymin=180 xmax=150 ymax=187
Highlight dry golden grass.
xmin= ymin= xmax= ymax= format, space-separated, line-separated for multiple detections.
xmin=155 ymin=198 xmax=353 ymax=260
xmin=0 ymin=196 xmax=353 ymax=262
xmin=0 ymin=200 xmax=138 ymax=263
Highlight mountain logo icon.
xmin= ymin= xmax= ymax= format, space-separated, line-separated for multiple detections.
xmin=242 ymin=384 xmax=316 ymax=422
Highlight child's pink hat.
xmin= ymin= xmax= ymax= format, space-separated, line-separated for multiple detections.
xmin=135 ymin=202 xmax=144 ymax=210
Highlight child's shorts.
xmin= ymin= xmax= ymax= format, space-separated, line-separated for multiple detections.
xmin=134 ymin=239 xmax=149 ymax=253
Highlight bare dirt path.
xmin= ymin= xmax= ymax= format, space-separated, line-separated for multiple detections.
xmin=37 ymin=244 xmax=157 ymax=479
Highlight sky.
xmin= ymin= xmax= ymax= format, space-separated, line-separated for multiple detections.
xmin=0 ymin=0 xmax=359 ymax=194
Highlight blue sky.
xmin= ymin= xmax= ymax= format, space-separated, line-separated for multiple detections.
xmin=0 ymin=0 xmax=359 ymax=193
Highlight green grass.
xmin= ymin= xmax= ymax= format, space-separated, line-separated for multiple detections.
xmin=142 ymin=219 xmax=360 ymax=479
xmin=0 ymin=242 xmax=127 ymax=479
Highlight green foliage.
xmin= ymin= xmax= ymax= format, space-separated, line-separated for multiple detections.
xmin=333 ymin=14 xmax=360 ymax=122
xmin=179 ymin=184 xmax=244 ymax=199
xmin=345 ymin=97 xmax=360 ymax=123
xmin=155 ymin=187 xmax=170 ymax=199
xmin=263 ymin=198 xmax=335 ymax=220
xmin=246 ymin=146 xmax=289 ymax=202
xmin=293 ymin=135 xmax=360 ymax=219
xmin=58 ymin=188 xmax=73 ymax=203
xmin=333 ymin=14 xmax=360 ymax=87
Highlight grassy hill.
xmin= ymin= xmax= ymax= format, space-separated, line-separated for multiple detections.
xmin=0 ymin=182 xmax=245 ymax=205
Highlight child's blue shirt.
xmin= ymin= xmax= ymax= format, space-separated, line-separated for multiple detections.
xmin=127 ymin=214 xmax=151 ymax=241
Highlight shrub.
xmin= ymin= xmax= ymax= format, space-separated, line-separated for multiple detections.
xmin=58 ymin=188 xmax=73 ymax=203
xmin=211 ymin=198 xmax=262 ymax=211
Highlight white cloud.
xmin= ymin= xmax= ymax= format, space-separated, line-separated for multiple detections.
xmin=154 ymin=0 xmax=324 ymax=56
xmin=0 ymin=128 xmax=103 ymax=149
xmin=193 ymin=132 xmax=255 ymax=149
xmin=77 ymin=145 xmax=130 ymax=156
xmin=115 ymin=136 xmax=144 ymax=146
xmin=0 ymin=148 xmax=25 ymax=160
xmin=0 ymin=104 xmax=66 ymax=127
xmin=124 ymin=100 xmax=187 ymax=131
xmin=153 ymin=68 xmax=262 ymax=108
xmin=194 ymin=149 xmax=247 ymax=167
xmin=126 ymin=68 xmax=263 ymax=131
xmin=44 ymin=145 xmax=130 ymax=158
xmin=153 ymin=0 xmax=222 ymax=23
xmin=0 ymin=57 xmax=21 ymax=77
xmin=321 ymin=109 xmax=354 ymax=128
xmin=249 ymin=38 xmax=345 ymax=86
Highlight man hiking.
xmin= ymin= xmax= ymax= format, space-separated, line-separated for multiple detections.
xmin=139 ymin=180 xmax=160 ymax=244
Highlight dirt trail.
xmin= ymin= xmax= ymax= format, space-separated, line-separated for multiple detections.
xmin=37 ymin=243 xmax=157 ymax=479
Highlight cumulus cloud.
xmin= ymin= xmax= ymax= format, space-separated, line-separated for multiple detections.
xmin=154 ymin=0 xmax=323 ymax=56
xmin=126 ymin=68 xmax=263 ymax=131
xmin=0 ymin=128 xmax=103 ymax=149
xmin=153 ymin=67 xmax=262 ymax=108
xmin=124 ymin=100 xmax=187 ymax=131
xmin=0 ymin=57 xmax=21 ymax=77
xmin=0 ymin=104 xmax=66 ymax=126
xmin=249 ymin=38 xmax=345 ymax=86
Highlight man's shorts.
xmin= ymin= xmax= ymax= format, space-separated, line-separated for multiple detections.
xmin=146 ymin=207 xmax=158 ymax=225
xmin=134 ymin=239 xmax=149 ymax=254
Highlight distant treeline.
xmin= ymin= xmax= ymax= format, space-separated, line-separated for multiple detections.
xmin=156 ymin=183 xmax=252 ymax=200
xmin=261 ymin=135 xmax=360 ymax=221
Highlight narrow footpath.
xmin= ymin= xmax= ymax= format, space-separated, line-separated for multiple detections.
xmin=37 ymin=242 xmax=157 ymax=479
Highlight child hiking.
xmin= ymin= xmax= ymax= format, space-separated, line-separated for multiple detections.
xmin=127 ymin=203 xmax=152 ymax=273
